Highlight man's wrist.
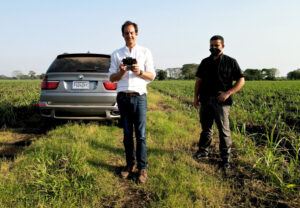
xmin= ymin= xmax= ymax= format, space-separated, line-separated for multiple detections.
xmin=139 ymin=70 xmax=144 ymax=76
xmin=226 ymin=90 xmax=233 ymax=96
xmin=119 ymin=70 xmax=126 ymax=76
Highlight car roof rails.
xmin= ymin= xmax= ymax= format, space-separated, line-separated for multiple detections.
xmin=57 ymin=53 xmax=110 ymax=59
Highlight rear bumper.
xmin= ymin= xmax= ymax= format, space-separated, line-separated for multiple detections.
xmin=38 ymin=102 xmax=120 ymax=120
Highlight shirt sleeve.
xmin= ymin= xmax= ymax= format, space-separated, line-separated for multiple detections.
xmin=144 ymin=48 xmax=156 ymax=79
xmin=232 ymin=59 xmax=244 ymax=81
xmin=195 ymin=60 xmax=205 ymax=79
xmin=109 ymin=51 xmax=119 ymax=76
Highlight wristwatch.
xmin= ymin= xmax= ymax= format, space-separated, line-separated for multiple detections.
xmin=139 ymin=70 xmax=144 ymax=76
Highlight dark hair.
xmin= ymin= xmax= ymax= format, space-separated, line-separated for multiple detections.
xmin=121 ymin=21 xmax=138 ymax=35
xmin=210 ymin=35 xmax=224 ymax=43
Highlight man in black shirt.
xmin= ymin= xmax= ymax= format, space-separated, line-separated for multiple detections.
xmin=193 ymin=35 xmax=245 ymax=169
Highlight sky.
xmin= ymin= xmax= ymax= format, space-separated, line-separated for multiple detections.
xmin=0 ymin=0 xmax=299 ymax=77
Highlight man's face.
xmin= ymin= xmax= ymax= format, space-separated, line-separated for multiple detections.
xmin=210 ymin=39 xmax=224 ymax=56
xmin=122 ymin=25 xmax=137 ymax=47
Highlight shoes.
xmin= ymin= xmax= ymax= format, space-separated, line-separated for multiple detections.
xmin=222 ymin=162 xmax=231 ymax=170
xmin=193 ymin=151 xmax=209 ymax=160
xmin=138 ymin=169 xmax=148 ymax=183
xmin=120 ymin=164 xmax=136 ymax=179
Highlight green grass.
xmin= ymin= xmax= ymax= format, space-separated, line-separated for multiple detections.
xmin=0 ymin=80 xmax=299 ymax=207
xmin=151 ymin=80 xmax=300 ymax=195
xmin=0 ymin=80 xmax=40 ymax=127
xmin=0 ymin=123 xmax=128 ymax=207
xmin=151 ymin=80 xmax=300 ymax=131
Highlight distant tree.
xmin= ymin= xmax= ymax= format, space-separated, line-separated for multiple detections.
xmin=12 ymin=70 xmax=23 ymax=79
xmin=39 ymin=73 xmax=46 ymax=79
xmin=287 ymin=69 xmax=300 ymax=80
xmin=156 ymin=69 xmax=168 ymax=80
xmin=0 ymin=75 xmax=10 ymax=80
xmin=20 ymin=74 xmax=30 ymax=79
xmin=28 ymin=70 xmax=36 ymax=79
xmin=261 ymin=68 xmax=279 ymax=80
xmin=244 ymin=69 xmax=262 ymax=80
xmin=181 ymin=64 xmax=198 ymax=79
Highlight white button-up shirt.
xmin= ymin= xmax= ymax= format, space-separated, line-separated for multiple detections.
xmin=109 ymin=45 xmax=156 ymax=94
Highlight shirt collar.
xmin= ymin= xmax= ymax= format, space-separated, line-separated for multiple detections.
xmin=124 ymin=44 xmax=138 ymax=52
xmin=210 ymin=53 xmax=224 ymax=61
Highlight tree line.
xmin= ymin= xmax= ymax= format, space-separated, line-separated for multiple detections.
xmin=0 ymin=70 xmax=45 ymax=80
xmin=1 ymin=67 xmax=299 ymax=81
xmin=156 ymin=65 xmax=300 ymax=80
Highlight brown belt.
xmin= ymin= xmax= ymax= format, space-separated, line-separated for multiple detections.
xmin=118 ymin=92 xmax=140 ymax=97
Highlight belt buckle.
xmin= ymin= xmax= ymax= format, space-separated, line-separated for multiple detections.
xmin=127 ymin=92 xmax=139 ymax=97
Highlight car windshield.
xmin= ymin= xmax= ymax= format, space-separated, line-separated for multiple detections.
xmin=47 ymin=56 xmax=110 ymax=73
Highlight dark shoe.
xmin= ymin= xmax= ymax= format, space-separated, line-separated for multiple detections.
xmin=120 ymin=164 xmax=136 ymax=179
xmin=217 ymin=162 xmax=231 ymax=176
xmin=222 ymin=162 xmax=231 ymax=170
xmin=193 ymin=151 xmax=209 ymax=160
xmin=138 ymin=169 xmax=148 ymax=183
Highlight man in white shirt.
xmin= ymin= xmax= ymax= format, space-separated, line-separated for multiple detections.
xmin=109 ymin=21 xmax=156 ymax=183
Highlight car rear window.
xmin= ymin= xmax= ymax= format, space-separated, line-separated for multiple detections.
xmin=47 ymin=55 xmax=110 ymax=73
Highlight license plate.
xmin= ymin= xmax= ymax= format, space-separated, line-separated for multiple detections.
xmin=72 ymin=81 xmax=89 ymax=89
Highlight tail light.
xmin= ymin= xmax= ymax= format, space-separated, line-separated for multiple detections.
xmin=41 ymin=80 xmax=59 ymax=90
xmin=34 ymin=102 xmax=47 ymax=107
xmin=103 ymin=81 xmax=117 ymax=90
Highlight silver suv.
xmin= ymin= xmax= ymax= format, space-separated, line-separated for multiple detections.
xmin=38 ymin=53 xmax=119 ymax=120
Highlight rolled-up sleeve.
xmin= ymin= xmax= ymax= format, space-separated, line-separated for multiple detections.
xmin=109 ymin=51 xmax=118 ymax=76
xmin=232 ymin=59 xmax=244 ymax=81
xmin=196 ymin=60 xmax=205 ymax=79
xmin=145 ymin=49 xmax=156 ymax=79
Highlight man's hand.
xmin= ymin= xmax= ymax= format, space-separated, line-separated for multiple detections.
xmin=194 ymin=78 xmax=202 ymax=109
xmin=217 ymin=77 xmax=245 ymax=103
xmin=119 ymin=63 xmax=127 ymax=74
xmin=217 ymin=91 xmax=231 ymax=103
xmin=109 ymin=64 xmax=127 ymax=82
xmin=131 ymin=64 xmax=141 ymax=76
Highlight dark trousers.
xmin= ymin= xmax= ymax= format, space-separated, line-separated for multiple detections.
xmin=117 ymin=93 xmax=147 ymax=170
xmin=198 ymin=97 xmax=232 ymax=162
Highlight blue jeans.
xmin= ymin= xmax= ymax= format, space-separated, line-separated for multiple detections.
xmin=117 ymin=93 xmax=147 ymax=170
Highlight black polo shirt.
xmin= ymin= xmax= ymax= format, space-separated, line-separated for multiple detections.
xmin=195 ymin=54 xmax=244 ymax=105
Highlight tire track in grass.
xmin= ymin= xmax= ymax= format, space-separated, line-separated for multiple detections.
xmin=146 ymin=89 xmax=232 ymax=207
xmin=0 ymin=131 xmax=35 ymax=159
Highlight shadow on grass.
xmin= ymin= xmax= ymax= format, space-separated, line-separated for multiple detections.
xmin=88 ymin=160 xmax=154 ymax=207
xmin=0 ymin=106 xmax=68 ymax=160
xmin=88 ymin=160 xmax=140 ymax=186
xmin=0 ymin=104 xmax=121 ymax=160
xmin=89 ymin=140 xmax=175 ymax=158
xmin=88 ymin=159 xmax=118 ymax=173
xmin=88 ymin=140 xmax=178 ymax=182
xmin=0 ymin=140 xmax=32 ymax=160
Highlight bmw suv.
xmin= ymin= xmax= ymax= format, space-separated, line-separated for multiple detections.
xmin=38 ymin=53 xmax=119 ymax=120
